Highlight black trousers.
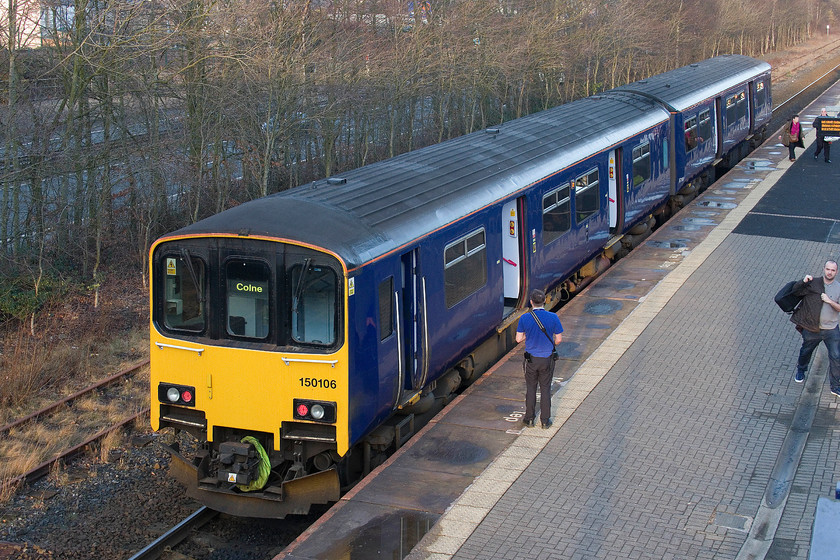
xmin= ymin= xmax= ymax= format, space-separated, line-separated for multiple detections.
xmin=524 ymin=355 xmax=554 ymax=424
xmin=815 ymin=137 xmax=831 ymax=161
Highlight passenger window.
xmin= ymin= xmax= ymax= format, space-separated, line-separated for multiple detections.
xmin=574 ymin=168 xmax=599 ymax=222
xmin=726 ymin=95 xmax=736 ymax=126
xmin=163 ymin=253 xmax=206 ymax=333
xmin=226 ymin=260 xmax=270 ymax=339
xmin=632 ymin=143 xmax=650 ymax=185
xmin=684 ymin=117 xmax=698 ymax=152
xmin=698 ymin=110 xmax=712 ymax=145
xmin=378 ymin=277 xmax=393 ymax=341
xmin=755 ymin=81 xmax=766 ymax=111
xmin=737 ymin=91 xmax=747 ymax=121
xmin=290 ymin=260 xmax=337 ymax=345
xmin=444 ymin=229 xmax=487 ymax=308
xmin=542 ymin=184 xmax=571 ymax=245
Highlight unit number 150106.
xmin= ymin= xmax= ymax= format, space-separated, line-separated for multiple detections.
xmin=299 ymin=377 xmax=337 ymax=389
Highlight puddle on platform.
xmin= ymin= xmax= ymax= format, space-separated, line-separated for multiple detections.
xmin=583 ymin=299 xmax=623 ymax=315
xmin=717 ymin=180 xmax=753 ymax=189
xmin=425 ymin=438 xmax=490 ymax=465
xmin=671 ymin=225 xmax=702 ymax=231
xmin=557 ymin=340 xmax=582 ymax=358
xmin=743 ymin=159 xmax=774 ymax=170
xmin=689 ymin=210 xmax=720 ymax=217
xmin=647 ymin=239 xmax=689 ymax=249
xmin=680 ymin=217 xmax=717 ymax=226
xmin=320 ymin=511 xmax=437 ymax=560
xmin=697 ymin=200 xmax=737 ymax=209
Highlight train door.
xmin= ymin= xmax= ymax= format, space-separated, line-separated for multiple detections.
xmin=398 ymin=249 xmax=427 ymax=399
xmin=502 ymin=198 xmax=525 ymax=314
xmin=608 ymin=148 xmax=623 ymax=233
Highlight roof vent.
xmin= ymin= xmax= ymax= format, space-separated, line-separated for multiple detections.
xmin=327 ymin=177 xmax=347 ymax=185
xmin=690 ymin=63 xmax=699 ymax=68
xmin=485 ymin=127 xmax=500 ymax=135
xmin=637 ymin=80 xmax=647 ymax=84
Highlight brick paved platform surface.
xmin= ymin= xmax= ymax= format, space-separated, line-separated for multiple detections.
xmin=406 ymin=89 xmax=840 ymax=560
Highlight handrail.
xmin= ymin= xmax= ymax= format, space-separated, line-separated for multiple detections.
xmin=420 ymin=277 xmax=430 ymax=389
xmin=281 ymin=357 xmax=338 ymax=367
xmin=155 ymin=342 xmax=204 ymax=356
xmin=394 ymin=291 xmax=404 ymax=409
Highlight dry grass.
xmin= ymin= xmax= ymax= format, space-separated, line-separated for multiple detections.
xmin=0 ymin=478 xmax=21 ymax=503
xmin=0 ymin=272 xmax=150 ymax=505
xmin=0 ymin=363 xmax=150 ymax=500
xmin=99 ymin=430 xmax=123 ymax=463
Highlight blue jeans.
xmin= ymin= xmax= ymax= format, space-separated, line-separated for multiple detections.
xmin=797 ymin=326 xmax=840 ymax=391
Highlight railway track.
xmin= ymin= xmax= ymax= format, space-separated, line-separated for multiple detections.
xmin=127 ymin=507 xmax=218 ymax=560
xmin=0 ymin=360 xmax=150 ymax=492
xmin=771 ymin=38 xmax=840 ymax=123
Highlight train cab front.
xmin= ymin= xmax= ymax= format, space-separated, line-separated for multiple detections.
xmin=148 ymin=235 xmax=349 ymax=518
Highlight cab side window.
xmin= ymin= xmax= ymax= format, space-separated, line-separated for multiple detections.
xmin=163 ymin=254 xmax=206 ymax=333
xmin=289 ymin=260 xmax=338 ymax=345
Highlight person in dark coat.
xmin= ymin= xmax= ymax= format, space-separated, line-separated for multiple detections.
xmin=813 ymin=108 xmax=832 ymax=163
xmin=791 ymin=260 xmax=840 ymax=398
xmin=780 ymin=114 xmax=805 ymax=161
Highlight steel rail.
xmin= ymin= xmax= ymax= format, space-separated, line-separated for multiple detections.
xmin=774 ymin=43 xmax=840 ymax=113
xmin=126 ymin=506 xmax=219 ymax=560
xmin=0 ymin=359 xmax=149 ymax=436
xmin=3 ymin=408 xmax=150 ymax=489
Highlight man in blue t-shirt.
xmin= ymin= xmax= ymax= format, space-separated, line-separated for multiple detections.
xmin=516 ymin=289 xmax=564 ymax=428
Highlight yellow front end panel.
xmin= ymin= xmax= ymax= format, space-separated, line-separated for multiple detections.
xmin=150 ymin=334 xmax=351 ymax=455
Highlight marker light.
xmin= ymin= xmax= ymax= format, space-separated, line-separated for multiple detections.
xmin=158 ymin=383 xmax=196 ymax=407
xmin=292 ymin=399 xmax=337 ymax=423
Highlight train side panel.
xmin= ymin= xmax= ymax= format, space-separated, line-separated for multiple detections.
xmin=618 ymin=121 xmax=672 ymax=231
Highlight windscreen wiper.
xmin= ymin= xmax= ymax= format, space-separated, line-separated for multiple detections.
xmin=180 ymin=248 xmax=205 ymax=303
xmin=292 ymin=258 xmax=312 ymax=314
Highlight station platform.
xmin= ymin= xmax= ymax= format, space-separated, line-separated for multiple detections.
xmin=279 ymin=85 xmax=840 ymax=560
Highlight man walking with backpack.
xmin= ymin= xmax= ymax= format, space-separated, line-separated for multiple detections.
xmin=791 ymin=259 xmax=840 ymax=398
xmin=516 ymin=289 xmax=564 ymax=428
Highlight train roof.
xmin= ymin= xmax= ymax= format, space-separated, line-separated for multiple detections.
xmin=612 ymin=55 xmax=771 ymax=112
xmin=169 ymin=93 xmax=668 ymax=269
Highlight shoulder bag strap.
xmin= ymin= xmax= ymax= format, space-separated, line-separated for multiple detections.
xmin=530 ymin=310 xmax=556 ymax=352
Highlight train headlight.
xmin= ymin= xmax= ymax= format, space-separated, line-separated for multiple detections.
xmin=292 ymin=399 xmax=336 ymax=423
xmin=158 ymin=383 xmax=196 ymax=407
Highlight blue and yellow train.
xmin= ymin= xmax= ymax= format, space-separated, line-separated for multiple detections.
xmin=150 ymin=55 xmax=771 ymax=518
